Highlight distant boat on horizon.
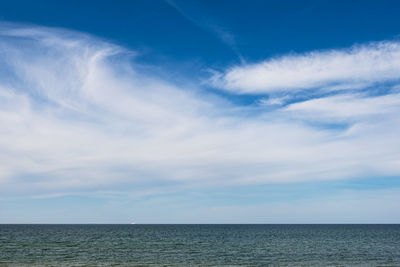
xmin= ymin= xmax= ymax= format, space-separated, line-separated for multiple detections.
xmin=130 ymin=222 xmax=136 ymax=225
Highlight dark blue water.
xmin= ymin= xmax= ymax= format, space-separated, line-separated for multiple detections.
xmin=1 ymin=224 xmax=400 ymax=266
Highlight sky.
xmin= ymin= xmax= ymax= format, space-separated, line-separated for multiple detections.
xmin=1 ymin=0 xmax=400 ymax=223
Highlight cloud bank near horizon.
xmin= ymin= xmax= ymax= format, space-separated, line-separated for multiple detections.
xmin=0 ymin=23 xmax=400 ymax=201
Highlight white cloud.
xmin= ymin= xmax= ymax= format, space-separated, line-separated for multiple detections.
xmin=258 ymin=95 xmax=290 ymax=106
xmin=211 ymin=41 xmax=400 ymax=94
xmin=285 ymin=92 xmax=400 ymax=122
xmin=0 ymin=24 xmax=400 ymax=200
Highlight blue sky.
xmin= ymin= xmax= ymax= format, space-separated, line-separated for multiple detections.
xmin=1 ymin=0 xmax=400 ymax=223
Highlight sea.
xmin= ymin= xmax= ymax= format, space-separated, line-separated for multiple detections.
xmin=1 ymin=224 xmax=399 ymax=266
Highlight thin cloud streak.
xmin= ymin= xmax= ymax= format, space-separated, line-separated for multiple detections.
xmin=165 ymin=0 xmax=245 ymax=63
xmin=212 ymin=41 xmax=400 ymax=94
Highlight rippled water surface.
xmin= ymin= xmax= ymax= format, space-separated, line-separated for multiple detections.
xmin=1 ymin=224 xmax=400 ymax=266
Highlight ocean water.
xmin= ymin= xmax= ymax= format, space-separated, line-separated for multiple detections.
xmin=1 ymin=224 xmax=400 ymax=266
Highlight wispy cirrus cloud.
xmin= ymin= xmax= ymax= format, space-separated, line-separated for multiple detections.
xmin=285 ymin=92 xmax=400 ymax=122
xmin=165 ymin=0 xmax=244 ymax=62
xmin=0 ymin=23 xmax=400 ymax=204
xmin=211 ymin=41 xmax=400 ymax=94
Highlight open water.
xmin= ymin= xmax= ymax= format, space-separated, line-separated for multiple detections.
xmin=1 ymin=224 xmax=400 ymax=266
